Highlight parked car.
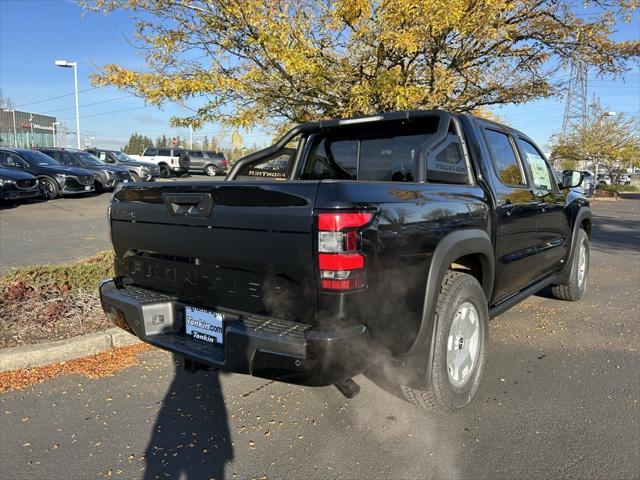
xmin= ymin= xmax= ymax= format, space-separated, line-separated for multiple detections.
xmin=85 ymin=148 xmax=160 ymax=181
xmin=596 ymin=174 xmax=611 ymax=186
xmin=618 ymin=174 xmax=631 ymax=185
xmin=0 ymin=148 xmax=94 ymax=199
xmin=38 ymin=148 xmax=132 ymax=193
xmin=0 ymin=165 xmax=39 ymax=202
xmin=139 ymin=147 xmax=190 ymax=178
xmin=100 ymin=110 xmax=591 ymax=414
xmin=185 ymin=150 xmax=229 ymax=176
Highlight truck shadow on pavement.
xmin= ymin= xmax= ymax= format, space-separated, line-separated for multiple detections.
xmin=143 ymin=354 xmax=233 ymax=480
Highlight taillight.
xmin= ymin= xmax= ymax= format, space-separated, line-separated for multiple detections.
xmin=317 ymin=212 xmax=372 ymax=291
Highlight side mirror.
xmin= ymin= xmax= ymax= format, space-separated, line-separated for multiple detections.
xmin=561 ymin=170 xmax=584 ymax=189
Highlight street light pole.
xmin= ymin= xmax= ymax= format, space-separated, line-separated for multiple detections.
xmin=55 ymin=59 xmax=81 ymax=149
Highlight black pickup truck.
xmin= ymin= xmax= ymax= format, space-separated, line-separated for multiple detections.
xmin=99 ymin=110 xmax=591 ymax=413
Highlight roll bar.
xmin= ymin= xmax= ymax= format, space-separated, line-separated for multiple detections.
xmin=226 ymin=110 xmax=453 ymax=182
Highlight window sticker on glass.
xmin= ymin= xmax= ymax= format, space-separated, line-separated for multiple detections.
xmin=526 ymin=152 xmax=551 ymax=189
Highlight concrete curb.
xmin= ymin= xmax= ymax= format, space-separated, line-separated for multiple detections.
xmin=0 ymin=328 xmax=141 ymax=372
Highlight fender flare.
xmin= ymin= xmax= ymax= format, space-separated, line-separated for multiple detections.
xmin=395 ymin=229 xmax=494 ymax=389
xmin=556 ymin=206 xmax=592 ymax=283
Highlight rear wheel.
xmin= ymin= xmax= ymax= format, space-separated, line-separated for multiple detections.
xmin=550 ymin=229 xmax=589 ymax=301
xmin=159 ymin=164 xmax=171 ymax=178
xmin=39 ymin=177 xmax=59 ymax=200
xmin=401 ymin=271 xmax=488 ymax=413
xmin=205 ymin=164 xmax=219 ymax=176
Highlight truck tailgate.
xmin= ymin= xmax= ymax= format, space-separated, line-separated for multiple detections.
xmin=110 ymin=181 xmax=320 ymax=322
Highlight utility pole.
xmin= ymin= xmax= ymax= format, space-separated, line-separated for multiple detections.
xmin=561 ymin=60 xmax=588 ymax=137
xmin=55 ymin=60 xmax=81 ymax=149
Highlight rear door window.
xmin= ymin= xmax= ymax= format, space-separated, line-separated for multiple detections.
xmin=484 ymin=129 xmax=527 ymax=186
xmin=157 ymin=149 xmax=171 ymax=157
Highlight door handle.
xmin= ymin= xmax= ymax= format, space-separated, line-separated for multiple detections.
xmin=163 ymin=193 xmax=213 ymax=217
xmin=500 ymin=202 xmax=515 ymax=216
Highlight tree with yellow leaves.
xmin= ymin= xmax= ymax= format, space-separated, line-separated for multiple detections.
xmin=550 ymin=99 xmax=640 ymax=183
xmin=86 ymin=0 xmax=639 ymax=130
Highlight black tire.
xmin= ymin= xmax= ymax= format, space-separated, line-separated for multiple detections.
xmin=39 ymin=177 xmax=59 ymax=200
xmin=159 ymin=164 xmax=171 ymax=178
xmin=401 ymin=271 xmax=489 ymax=413
xmin=94 ymin=180 xmax=104 ymax=193
xmin=204 ymin=164 xmax=219 ymax=176
xmin=550 ymin=229 xmax=589 ymax=301
xmin=130 ymin=172 xmax=140 ymax=182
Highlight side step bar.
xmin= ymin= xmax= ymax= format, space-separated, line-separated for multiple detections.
xmin=489 ymin=275 xmax=554 ymax=319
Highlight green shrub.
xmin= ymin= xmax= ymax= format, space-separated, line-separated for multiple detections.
xmin=599 ymin=184 xmax=638 ymax=193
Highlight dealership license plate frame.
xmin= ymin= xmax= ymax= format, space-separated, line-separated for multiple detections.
xmin=184 ymin=305 xmax=224 ymax=346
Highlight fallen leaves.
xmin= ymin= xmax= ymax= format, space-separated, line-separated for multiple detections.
xmin=0 ymin=344 xmax=149 ymax=393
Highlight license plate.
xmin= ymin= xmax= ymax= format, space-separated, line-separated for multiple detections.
xmin=84 ymin=185 xmax=91 ymax=191
xmin=185 ymin=306 xmax=224 ymax=345
xmin=123 ymin=179 xmax=129 ymax=183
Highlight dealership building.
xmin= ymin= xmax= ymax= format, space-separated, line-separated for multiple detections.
xmin=0 ymin=110 xmax=58 ymax=148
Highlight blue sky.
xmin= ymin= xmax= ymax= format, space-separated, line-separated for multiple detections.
xmin=1 ymin=0 xmax=638 ymax=151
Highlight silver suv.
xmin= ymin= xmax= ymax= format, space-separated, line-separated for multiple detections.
xmin=186 ymin=150 xmax=229 ymax=176
xmin=86 ymin=149 xmax=160 ymax=181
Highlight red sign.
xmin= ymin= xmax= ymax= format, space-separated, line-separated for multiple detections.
xmin=172 ymin=137 xmax=177 ymax=146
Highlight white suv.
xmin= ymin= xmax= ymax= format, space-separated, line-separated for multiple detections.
xmin=140 ymin=148 xmax=190 ymax=178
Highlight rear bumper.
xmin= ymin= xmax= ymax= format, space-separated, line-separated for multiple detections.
xmin=99 ymin=279 xmax=368 ymax=386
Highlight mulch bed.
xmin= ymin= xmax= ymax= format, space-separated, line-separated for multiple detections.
xmin=0 ymin=279 xmax=111 ymax=349
xmin=0 ymin=343 xmax=149 ymax=393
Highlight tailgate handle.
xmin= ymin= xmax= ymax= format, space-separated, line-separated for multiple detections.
xmin=163 ymin=193 xmax=213 ymax=217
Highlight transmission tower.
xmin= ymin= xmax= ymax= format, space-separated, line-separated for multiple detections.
xmin=561 ymin=60 xmax=588 ymax=136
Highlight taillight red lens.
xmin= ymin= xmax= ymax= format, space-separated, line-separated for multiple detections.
xmin=318 ymin=212 xmax=372 ymax=231
xmin=321 ymin=278 xmax=361 ymax=290
xmin=317 ymin=211 xmax=372 ymax=291
xmin=319 ymin=253 xmax=364 ymax=270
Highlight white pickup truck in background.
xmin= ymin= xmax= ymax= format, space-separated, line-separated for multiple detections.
xmin=128 ymin=148 xmax=189 ymax=178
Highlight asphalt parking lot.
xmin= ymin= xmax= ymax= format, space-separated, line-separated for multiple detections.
xmin=0 ymin=176 xmax=223 ymax=275
xmin=0 ymin=197 xmax=638 ymax=479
